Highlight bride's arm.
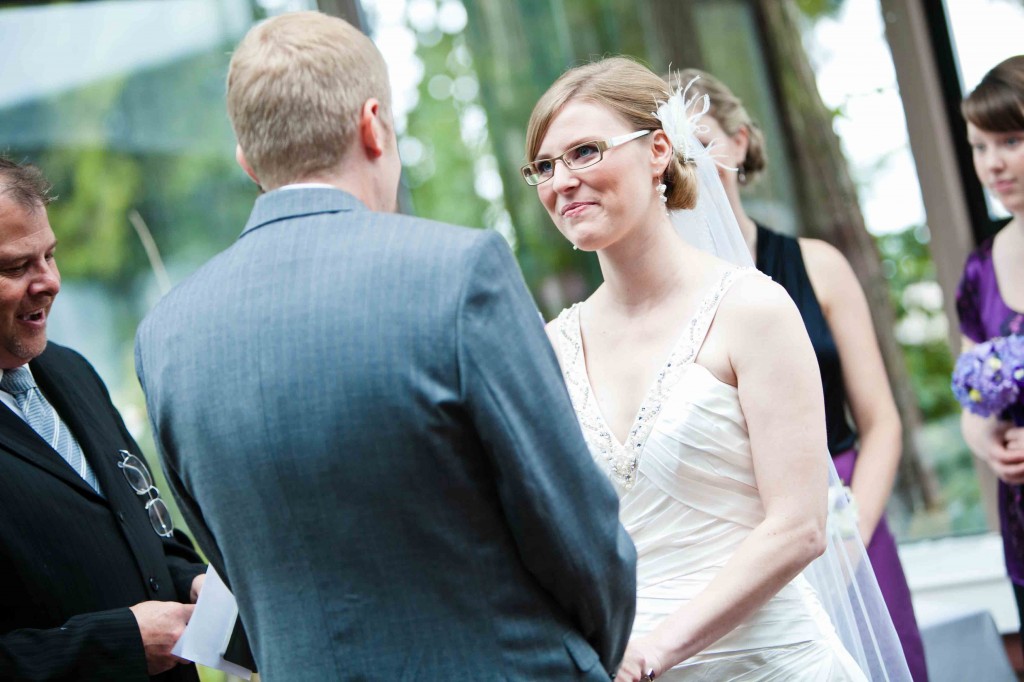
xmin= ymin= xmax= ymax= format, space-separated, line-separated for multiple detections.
xmin=627 ymin=279 xmax=829 ymax=677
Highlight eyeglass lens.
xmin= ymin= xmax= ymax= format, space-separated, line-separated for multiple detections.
xmin=146 ymin=498 xmax=174 ymax=537
xmin=119 ymin=453 xmax=153 ymax=493
xmin=524 ymin=142 xmax=603 ymax=185
xmin=563 ymin=142 xmax=602 ymax=168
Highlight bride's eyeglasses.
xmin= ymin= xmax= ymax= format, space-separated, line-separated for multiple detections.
xmin=521 ymin=129 xmax=652 ymax=186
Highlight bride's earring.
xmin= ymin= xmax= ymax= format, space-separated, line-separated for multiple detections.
xmin=572 ymin=244 xmax=579 ymax=251
xmin=737 ymin=165 xmax=747 ymax=185
xmin=656 ymin=182 xmax=668 ymax=204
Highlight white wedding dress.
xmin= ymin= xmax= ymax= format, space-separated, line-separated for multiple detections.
xmin=555 ymin=268 xmax=866 ymax=681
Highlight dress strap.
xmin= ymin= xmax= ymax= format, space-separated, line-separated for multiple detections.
xmin=682 ymin=267 xmax=762 ymax=365
xmin=554 ymin=304 xmax=590 ymax=418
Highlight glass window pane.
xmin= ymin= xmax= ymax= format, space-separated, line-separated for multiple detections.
xmin=0 ymin=0 xmax=270 ymax=529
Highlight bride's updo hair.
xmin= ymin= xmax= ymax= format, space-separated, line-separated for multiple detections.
xmin=525 ymin=57 xmax=698 ymax=211
xmin=670 ymin=67 xmax=767 ymax=184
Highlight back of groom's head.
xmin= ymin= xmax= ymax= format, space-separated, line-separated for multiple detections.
xmin=227 ymin=11 xmax=392 ymax=190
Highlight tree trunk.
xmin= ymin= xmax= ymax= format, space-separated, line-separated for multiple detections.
xmin=646 ymin=0 xmax=705 ymax=75
xmin=755 ymin=0 xmax=937 ymax=509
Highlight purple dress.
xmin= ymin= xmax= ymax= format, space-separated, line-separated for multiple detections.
xmin=757 ymin=224 xmax=929 ymax=681
xmin=956 ymin=235 xmax=1024 ymax=586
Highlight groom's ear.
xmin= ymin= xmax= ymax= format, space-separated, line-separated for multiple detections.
xmin=235 ymin=144 xmax=261 ymax=187
xmin=358 ymin=98 xmax=388 ymax=160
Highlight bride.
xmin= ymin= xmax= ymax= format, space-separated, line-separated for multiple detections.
xmin=521 ymin=57 xmax=910 ymax=681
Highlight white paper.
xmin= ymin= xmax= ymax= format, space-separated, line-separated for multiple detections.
xmin=171 ymin=565 xmax=253 ymax=680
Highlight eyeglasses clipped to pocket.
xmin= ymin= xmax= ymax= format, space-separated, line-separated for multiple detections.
xmin=117 ymin=449 xmax=174 ymax=538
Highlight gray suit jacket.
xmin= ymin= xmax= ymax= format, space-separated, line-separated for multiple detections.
xmin=135 ymin=188 xmax=636 ymax=681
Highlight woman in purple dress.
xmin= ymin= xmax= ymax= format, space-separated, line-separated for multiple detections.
xmin=958 ymin=55 xmax=1024 ymax=650
xmin=674 ymin=68 xmax=929 ymax=680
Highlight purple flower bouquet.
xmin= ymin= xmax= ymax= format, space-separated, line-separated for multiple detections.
xmin=954 ymin=336 xmax=1024 ymax=577
xmin=952 ymin=335 xmax=1024 ymax=426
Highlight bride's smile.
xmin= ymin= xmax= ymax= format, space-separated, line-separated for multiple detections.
xmin=559 ymin=200 xmax=598 ymax=218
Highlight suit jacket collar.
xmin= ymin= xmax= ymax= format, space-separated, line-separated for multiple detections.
xmin=0 ymin=349 xmax=106 ymax=501
xmin=239 ymin=187 xmax=367 ymax=240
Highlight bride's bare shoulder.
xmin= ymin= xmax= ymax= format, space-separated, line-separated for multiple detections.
xmin=721 ymin=268 xmax=788 ymax=305
xmin=716 ymin=270 xmax=804 ymax=338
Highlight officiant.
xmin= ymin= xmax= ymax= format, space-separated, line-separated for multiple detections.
xmin=0 ymin=156 xmax=206 ymax=681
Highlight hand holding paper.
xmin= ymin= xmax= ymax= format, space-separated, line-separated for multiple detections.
xmin=171 ymin=566 xmax=253 ymax=680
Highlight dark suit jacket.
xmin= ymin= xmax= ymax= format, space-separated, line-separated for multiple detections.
xmin=0 ymin=342 xmax=204 ymax=681
xmin=136 ymin=188 xmax=637 ymax=681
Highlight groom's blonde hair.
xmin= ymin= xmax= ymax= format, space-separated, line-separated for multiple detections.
xmin=227 ymin=11 xmax=392 ymax=189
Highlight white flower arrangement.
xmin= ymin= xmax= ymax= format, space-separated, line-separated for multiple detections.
xmin=654 ymin=76 xmax=737 ymax=172
xmin=654 ymin=76 xmax=711 ymax=164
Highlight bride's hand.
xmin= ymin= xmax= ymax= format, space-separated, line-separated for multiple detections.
xmin=613 ymin=638 xmax=664 ymax=682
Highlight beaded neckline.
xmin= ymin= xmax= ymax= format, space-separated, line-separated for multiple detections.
xmin=556 ymin=268 xmax=752 ymax=489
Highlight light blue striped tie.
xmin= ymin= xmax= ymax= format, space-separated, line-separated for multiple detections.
xmin=1 ymin=366 xmax=101 ymax=494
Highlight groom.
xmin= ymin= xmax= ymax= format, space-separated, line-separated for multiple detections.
xmin=134 ymin=11 xmax=636 ymax=681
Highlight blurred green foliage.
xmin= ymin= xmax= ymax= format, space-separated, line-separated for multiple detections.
xmin=876 ymin=226 xmax=986 ymax=538
xmin=401 ymin=32 xmax=492 ymax=228
xmin=793 ymin=0 xmax=844 ymax=19
xmin=876 ymin=226 xmax=960 ymax=421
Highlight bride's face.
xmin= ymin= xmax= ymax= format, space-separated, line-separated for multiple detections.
xmin=534 ymin=100 xmax=661 ymax=251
